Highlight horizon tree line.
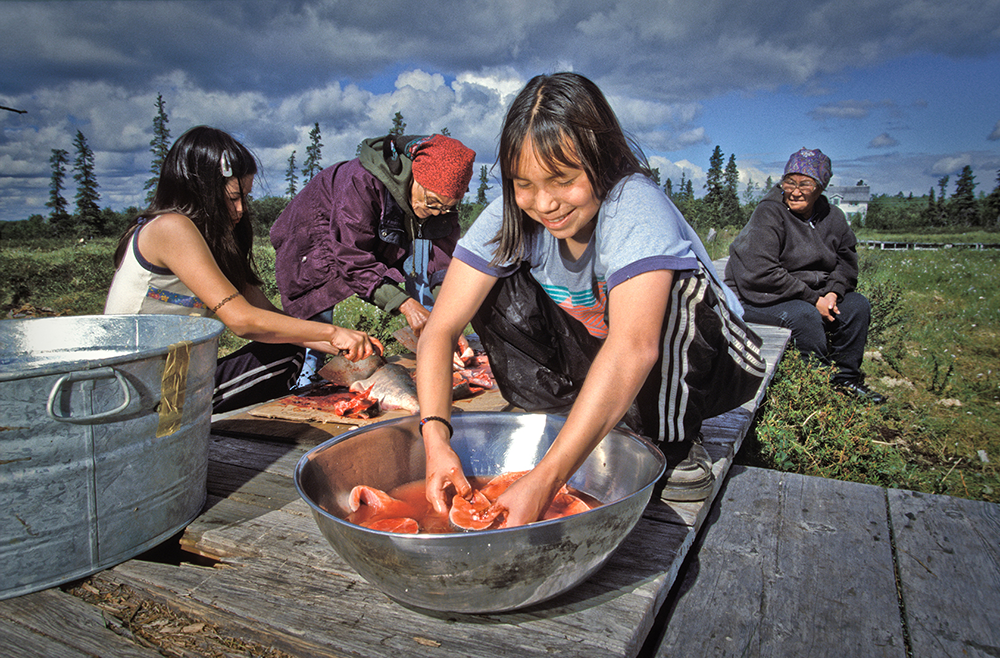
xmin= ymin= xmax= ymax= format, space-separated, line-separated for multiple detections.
xmin=14 ymin=98 xmax=1000 ymax=240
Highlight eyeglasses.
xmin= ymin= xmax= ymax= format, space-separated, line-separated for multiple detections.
xmin=420 ymin=184 xmax=457 ymax=214
xmin=780 ymin=179 xmax=818 ymax=193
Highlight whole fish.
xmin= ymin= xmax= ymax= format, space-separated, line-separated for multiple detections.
xmin=318 ymin=353 xmax=385 ymax=387
xmin=349 ymin=363 xmax=419 ymax=412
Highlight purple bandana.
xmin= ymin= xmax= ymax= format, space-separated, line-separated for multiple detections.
xmin=783 ymin=148 xmax=832 ymax=187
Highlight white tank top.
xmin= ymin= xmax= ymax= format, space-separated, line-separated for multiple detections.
xmin=104 ymin=221 xmax=210 ymax=316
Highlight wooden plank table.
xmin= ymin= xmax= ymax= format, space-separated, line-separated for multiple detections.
xmin=653 ymin=466 xmax=1000 ymax=658
xmin=0 ymin=325 xmax=789 ymax=657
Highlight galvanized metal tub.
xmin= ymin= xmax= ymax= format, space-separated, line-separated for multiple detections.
xmin=295 ymin=412 xmax=666 ymax=613
xmin=0 ymin=314 xmax=224 ymax=600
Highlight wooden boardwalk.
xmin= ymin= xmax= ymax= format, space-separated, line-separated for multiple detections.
xmin=1 ymin=320 xmax=997 ymax=657
xmin=654 ymin=466 xmax=1000 ymax=658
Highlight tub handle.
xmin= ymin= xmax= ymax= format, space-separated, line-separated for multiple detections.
xmin=46 ymin=367 xmax=132 ymax=423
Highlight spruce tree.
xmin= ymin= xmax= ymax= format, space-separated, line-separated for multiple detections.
xmin=704 ymin=146 xmax=724 ymax=200
xmin=389 ymin=111 xmax=406 ymax=136
xmin=144 ymin=93 xmax=171 ymax=203
xmin=984 ymin=170 xmax=1000 ymax=227
xmin=724 ymin=154 xmax=739 ymax=195
xmin=72 ymin=130 xmax=101 ymax=234
xmin=702 ymin=146 xmax=726 ymax=226
xmin=922 ymin=187 xmax=937 ymax=224
xmin=936 ymin=175 xmax=950 ymax=225
xmin=302 ymin=123 xmax=323 ymax=182
xmin=285 ymin=150 xmax=298 ymax=197
xmin=949 ymin=166 xmax=977 ymax=226
xmin=46 ymin=148 xmax=70 ymax=224
xmin=719 ymin=153 xmax=742 ymax=225
xmin=475 ymin=165 xmax=490 ymax=206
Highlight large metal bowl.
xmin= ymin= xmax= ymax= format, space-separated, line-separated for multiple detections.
xmin=295 ymin=412 xmax=665 ymax=613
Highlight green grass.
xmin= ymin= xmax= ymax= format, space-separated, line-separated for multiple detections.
xmin=3 ymin=234 xmax=998 ymax=503
xmin=0 ymin=237 xmax=118 ymax=316
xmin=855 ymin=228 xmax=1000 ymax=243
xmin=739 ymin=246 xmax=1000 ymax=503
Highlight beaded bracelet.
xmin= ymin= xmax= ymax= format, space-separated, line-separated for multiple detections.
xmin=419 ymin=416 xmax=454 ymax=439
xmin=211 ymin=292 xmax=240 ymax=314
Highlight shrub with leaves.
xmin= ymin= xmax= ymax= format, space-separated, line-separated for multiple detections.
xmin=741 ymin=350 xmax=908 ymax=487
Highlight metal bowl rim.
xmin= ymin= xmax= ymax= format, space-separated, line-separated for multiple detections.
xmin=293 ymin=411 xmax=666 ymax=538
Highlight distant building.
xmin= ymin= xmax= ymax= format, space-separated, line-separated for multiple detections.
xmin=826 ymin=185 xmax=871 ymax=225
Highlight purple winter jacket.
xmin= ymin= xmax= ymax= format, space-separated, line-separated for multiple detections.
xmin=269 ymin=158 xmax=459 ymax=320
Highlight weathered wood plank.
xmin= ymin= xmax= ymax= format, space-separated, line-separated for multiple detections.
xmin=888 ymin=488 xmax=1000 ymax=658
xmin=208 ymin=434 xmax=305 ymax=478
xmin=206 ymin=459 xmax=302 ymax=511
xmin=655 ymin=466 xmax=906 ymax=658
xmin=0 ymin=588 xmax=162 ymax=658
xmin=107 ymin=514 xmax=692 ymax=658
xmin=209 ymin=415 xmax=342 ymax=446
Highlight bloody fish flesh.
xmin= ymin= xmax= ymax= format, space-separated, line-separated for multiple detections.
xmin=362 ymin=517 xmax=420 ymax=533
xmin=347 ymin=485 xmax=424 ymax=528
xmin=451 ymin=351 xmax=495 ymax=400
xmin=330 ymin=384 xmax=379 ymax=418
xmin=448 ymin=490 xmax=506 ymax=531
xmin=345 ymin=473 xmax=597 ymax=534
xmin=285 ymin=384 xmax=379 ymax=419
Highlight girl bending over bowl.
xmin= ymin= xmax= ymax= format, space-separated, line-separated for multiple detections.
xmin=416 ymin=73 xmax=765 ymax=526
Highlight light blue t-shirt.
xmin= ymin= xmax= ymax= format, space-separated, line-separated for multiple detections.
xmin=455 ymin=174 xmax=742 ymax=338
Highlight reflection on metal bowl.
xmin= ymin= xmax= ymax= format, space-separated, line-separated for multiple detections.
xmin=295 ymin=412 xmax=665 ymax=613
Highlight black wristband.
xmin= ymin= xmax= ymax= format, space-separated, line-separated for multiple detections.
xmin=419 ymin=416 xmax=454 ymax=439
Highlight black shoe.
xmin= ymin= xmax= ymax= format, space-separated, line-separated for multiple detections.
xmin=657 ymin=435 xmax=715 ymax=502
xmin=837 ymin=380 xmax=886 ymax=404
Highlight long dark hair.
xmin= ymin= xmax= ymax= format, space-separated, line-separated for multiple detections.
xmin=491 ymin=72 xmax=651 ymax=265
xmin=114 ymin=125 xmax=261 ymax=291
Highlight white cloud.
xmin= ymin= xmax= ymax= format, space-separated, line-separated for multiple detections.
xmin=989 ymin=120 xmax=1000 ymax=141
xmin=810 ymin=100 xmax=876 ymax=121
xmin=648 ymin=157 xmax=706 ymax=188
xmin=869 ymin=133 xmax=899 ymax=148
xmin=931 ymin=154 xmax=973 ymax=175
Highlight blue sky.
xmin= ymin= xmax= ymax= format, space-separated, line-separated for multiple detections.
xmin=1 ymin=0 xmax=998 ymax=223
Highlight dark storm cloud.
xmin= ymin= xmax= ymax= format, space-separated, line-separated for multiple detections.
xmin=6 ymin=0 xmax=997 ymax=102
xmin=1 ymin=0 xmax=998 ymax=220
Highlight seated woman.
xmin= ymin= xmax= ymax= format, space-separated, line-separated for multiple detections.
xmin=415 ymin=73 xmax=766 ymax=526
xmin=725 ymin=147 xmax=885 ymax=403
xmin=105 ymin=126 xmax=381 ymax=414
xmin=270 ymin=133 xmax=476 ymax=386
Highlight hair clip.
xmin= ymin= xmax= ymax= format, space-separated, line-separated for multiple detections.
xmin=220 ymin=152 xmax=233 ymax=178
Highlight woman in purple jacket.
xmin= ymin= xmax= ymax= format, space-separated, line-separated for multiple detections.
xmin=270 ymin=134 xmax=475 ymax=386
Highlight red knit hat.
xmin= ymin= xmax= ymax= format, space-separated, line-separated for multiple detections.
xmin=410 ymin=134 xmax=476 ymax=200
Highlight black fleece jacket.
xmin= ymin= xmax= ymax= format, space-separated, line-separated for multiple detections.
xmin=724 ymin=186 xmax=858 ymax=307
